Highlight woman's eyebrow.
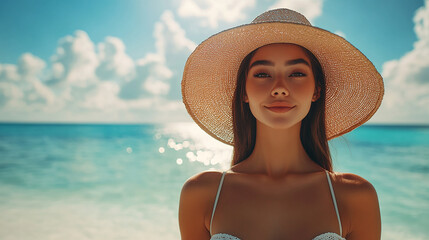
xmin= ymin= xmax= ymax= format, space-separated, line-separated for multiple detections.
xmin=249 ymin=58 xmax=310 ymax=69
xmin=286 ymin=58 xmax=310 ymax=66
xmin=249 ymin=60 xmax=274 ymax=69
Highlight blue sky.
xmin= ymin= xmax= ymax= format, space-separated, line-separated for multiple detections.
xmin=0 ymin=0 xmax=428 ymax=124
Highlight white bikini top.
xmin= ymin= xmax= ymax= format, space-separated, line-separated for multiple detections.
xmin=209 ymin=170 xmax=346 ymax=240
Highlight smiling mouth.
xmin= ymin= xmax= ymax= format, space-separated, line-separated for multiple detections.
xmin=265 ymin=106 xmax=295 ymax=113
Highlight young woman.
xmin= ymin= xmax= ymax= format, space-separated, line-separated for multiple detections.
xmin=179 ymin=9 xmax=383 ymax=240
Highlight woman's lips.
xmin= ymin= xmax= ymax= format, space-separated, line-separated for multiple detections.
xmin=265 ymin=106 xmax=294 ymax=113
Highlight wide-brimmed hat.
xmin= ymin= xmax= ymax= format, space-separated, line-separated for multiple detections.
xmin=181 ymin=8 xmax=384 ymax=146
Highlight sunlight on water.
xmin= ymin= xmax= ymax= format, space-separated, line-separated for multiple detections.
xmin=158 ymin=147 xmax=165 ymax=153
xmin=159 ymin=122 xmax=232 ymax=170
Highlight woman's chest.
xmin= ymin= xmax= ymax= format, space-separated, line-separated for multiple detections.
xmin=208 ymin=179 xmax=340 ymax=239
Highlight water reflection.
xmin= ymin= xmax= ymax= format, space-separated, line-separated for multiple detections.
xmin=158 ymin=147 xmax=165 ymax=153
xmin=126 ymin=147 xmax=132 ymax=153
xmin=159 ymin=122 xmax=232 ymax=170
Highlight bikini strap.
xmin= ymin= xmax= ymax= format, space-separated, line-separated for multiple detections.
xmin=210 ymin=171 xmax=227 ymax=236
xmin=325 ymin=170 xmax=343 ymax=237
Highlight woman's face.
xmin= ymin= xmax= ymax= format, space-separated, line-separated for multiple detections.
xmin=244 ymin=43 xmax=319 ymax=130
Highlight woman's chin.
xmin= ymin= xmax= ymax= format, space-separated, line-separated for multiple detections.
xmin=256 ymin=118 xmax=302 ymax=131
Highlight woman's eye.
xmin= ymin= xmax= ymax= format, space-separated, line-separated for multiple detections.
xmin=254 ymin=72 xmax=271 ymax=78
xmin=290 ymin=72 xmax=306 ymax=77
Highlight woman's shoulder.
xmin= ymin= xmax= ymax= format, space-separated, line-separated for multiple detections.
xmin=182 ymin=170 xmax=225 ymax=188
xmin=179 ymin=170 xmax=227 ymax=236
xmin=331 ymin=172 xmax=380 ymax=223
xmin=330 ymin=172 xmax=381 ymax=236
xmin=330 ymin=171 xmax=378 ymax=199
xmin=180 ymin=170 xmax=226 ymax=203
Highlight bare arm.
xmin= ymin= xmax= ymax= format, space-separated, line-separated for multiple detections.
xmin=179 ymin=172 xmax=215 ymax=240
xmin=341 ymin=174 xmax=382 ymax=240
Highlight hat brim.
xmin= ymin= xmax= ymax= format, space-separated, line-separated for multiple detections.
xmin=182 ymin=22 xmax=384 ymax=146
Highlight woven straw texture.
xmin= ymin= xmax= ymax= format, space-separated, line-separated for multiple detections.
xmin=182 ymin=9 xmax=384 ymax=146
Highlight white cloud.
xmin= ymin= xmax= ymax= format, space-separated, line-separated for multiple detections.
xmin=268 ymin=0 xmax=323 ymax=22
xmin=0 ymin=64 xmax=20 ymax=82
xmin=96 ymin=37 xmax=135 ymax=82
xmin=81 ymin=81 xmax=121 ymax=110
xmin=373 ymin=0 xmax=429 ymax=124
xmin=121 ymin=10 xmax=195 ymax=98
xmin=51 ymin=62 xmax=65 ymax=80
xmin=28 ymin=78 xmax=56 ymax=105
xmin=178 ymin=0 xmax=256 ymax=28
xmin=0 ymin=11 xmax=195 ymax=123
xmin=143 ymin=75 xmax=171 ymax=96
xmin=49 ymin=30 xmax=99 ymax=88
xmin=18 ymin=53 xmax=46 ymax=77
xmin=0 ymin=82 xmax=23 ymax=107
xmin=139 ymin=10 xmax=196 ymax=66
xmin=0 ymin=53 xmax=55 ymax=109
xmin=160 ymin=10 xmax=196 ymax=53
xmin=142 ymin=63 xmax=172 ymax=95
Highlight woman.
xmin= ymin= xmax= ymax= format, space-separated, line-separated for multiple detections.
xmin=179 ymin=8 xmax=383 ymax=240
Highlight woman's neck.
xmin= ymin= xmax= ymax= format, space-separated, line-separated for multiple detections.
xmin=244 ymin=121 xmax=321 ymax=178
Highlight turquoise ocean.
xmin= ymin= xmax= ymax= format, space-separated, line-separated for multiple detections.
xmin=0 ymin=123 xmax=428 ymax=239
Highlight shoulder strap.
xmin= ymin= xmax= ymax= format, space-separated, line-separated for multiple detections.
xmin=325 ymin=170 xmax=343 ymax=237
xmin=210 ymin=171 xmax=227 ymax=236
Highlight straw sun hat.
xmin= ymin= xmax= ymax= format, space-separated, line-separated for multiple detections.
xmin=181 ymin=8 xmax=384 ymax=146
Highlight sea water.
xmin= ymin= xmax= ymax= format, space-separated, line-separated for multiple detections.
xmin=0 ymin=123 xmax=428 ymax=239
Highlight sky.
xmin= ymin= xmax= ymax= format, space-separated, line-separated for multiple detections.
xmin=0 ymin=0 xmax=428 ymax=124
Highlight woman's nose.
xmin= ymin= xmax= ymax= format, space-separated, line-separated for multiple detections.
xmin=271 ymin=81 xmax=289 ymax=97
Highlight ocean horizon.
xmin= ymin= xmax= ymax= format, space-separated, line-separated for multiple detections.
xmin=0 ymin=122 xmax=428 ymax=239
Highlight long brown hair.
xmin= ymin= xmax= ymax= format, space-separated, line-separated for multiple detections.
xmin=231 ymin=43 xmax=332 ymax=171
